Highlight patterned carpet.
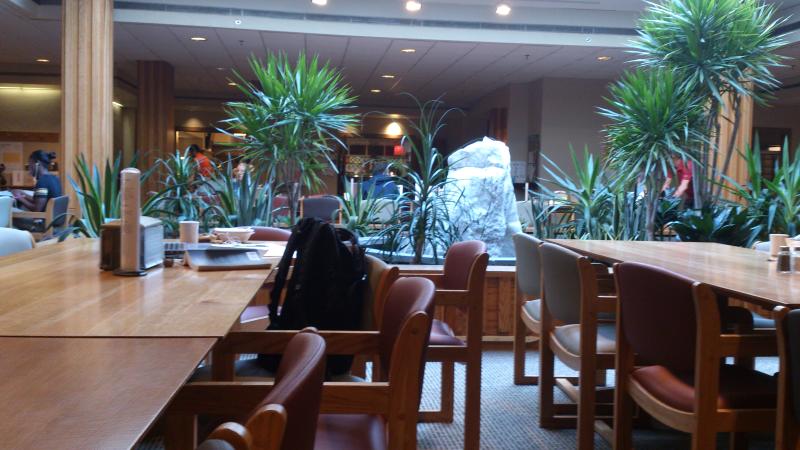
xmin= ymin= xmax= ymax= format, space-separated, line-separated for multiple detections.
xmin=140 ymin=349 xmax=778 ymax=449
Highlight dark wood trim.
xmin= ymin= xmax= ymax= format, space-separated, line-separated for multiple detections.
xmin=0 ymin=131 xmax=59 ymax=143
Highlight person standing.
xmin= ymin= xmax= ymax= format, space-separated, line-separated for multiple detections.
xmin=187 ymin=144 xmax=213 ymax=177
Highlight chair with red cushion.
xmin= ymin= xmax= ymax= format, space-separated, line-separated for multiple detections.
xmin=399 ymin=240 xmax=488 ymax=450
xmin=250 ymin=226 xmax=291 ymax=242
xmin=171 ymin=330 xmax=327 ymax=450
xmin=614 ymin=262 xmax=777 ymax=450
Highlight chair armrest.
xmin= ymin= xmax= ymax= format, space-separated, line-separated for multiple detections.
xmin=596 ymin=295 xmax=617 ymax=313
xmin=169 ymin=381 xmax=275 ymax=415
xmin=320 ymin=382 xmax=391 ymax=414
xmin=435 ymin=290 xmax=471 ymax=307
xmin=217 ymin=330 xmax=380 ymax=356
xmin=718 ymin=333 xmax=777 ymax=358
xmin=12 ymin=211 xmax=46 ymax=219
xmin=397 ymin=272 xmax=445 ymax=286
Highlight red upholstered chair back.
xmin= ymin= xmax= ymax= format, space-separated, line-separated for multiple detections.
xmin=249 ymin=331 xmax=327 ymax=450
xmin=378 ymin=277 xmax=436 ymax=380
xmin=441 ymin=240 xmax=488 ymax=290
xmin=615 ymin=262 xmax=697 ymax=372
xmin=250 ymin=226 xmax=291 ymax=242
xmin=539 ymin=242 xmax=584 ymax=325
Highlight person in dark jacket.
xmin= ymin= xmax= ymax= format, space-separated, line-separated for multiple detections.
xmin=361 ymin=161 xmax=398 ymax=199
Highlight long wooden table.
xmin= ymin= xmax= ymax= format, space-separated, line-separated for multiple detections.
xmin=550 ymin=239 xmax=800 ymax=308
xmin=0 ymin=238 xmax=272 ymax=337
xmin=0 ymin=337 xmax=215 ymax=449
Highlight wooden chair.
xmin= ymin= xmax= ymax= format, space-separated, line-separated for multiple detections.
xmin=12 ymin=195 xmax=69 ymax=240
xmin=400 ymin=240 xmax=488 ymax=450
xmin=613 ymin=261 xmax=777 ymax=450
xmin=167 ymin=277 xmax=436 ymax=450
xmin=300 ymin=195 xmax=342 ymax=224
xmin=513 ymin=233 xmax=543 ymax=385
xmin=250 ymin=226 xmax=291 ymax=241
xmin=538 ymin=242 xmax=616 ymax=450
xmin=173 ymin=330 xmax=327 ymax=450
xmin=774 ymin=306 xmax=800 ymax=450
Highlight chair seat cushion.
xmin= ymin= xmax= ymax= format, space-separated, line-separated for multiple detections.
xmin=429 ymin=319 xmax=465 ymax=346
xmin=631 ymin=364 xmax=777 ymax=413
xmin=552 ymin=322 xmax=616 ymax=356
xmin=315 ymin=414 xmax=387 ymax=450
xmin=522 ymin=299 xmax=541 ymax=322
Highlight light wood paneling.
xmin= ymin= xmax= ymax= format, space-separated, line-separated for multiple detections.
xmin=61 ymin=0 xmax=113 ymax=195
xmin=551 ymin=239 xmax=797 ymax=308
xmin=0 ymin=337 xmax=215 ymax=449
xmin=137 ymin=60 xmax=175 ymax=192
xmin=0 ymin=239 xmax=271 ymax=337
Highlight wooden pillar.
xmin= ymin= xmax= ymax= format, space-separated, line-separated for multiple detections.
xmin=136 ymin=60 xmax=175 ymax=192
xmin=61 ymin=0 xmax=114 ymax=198
xmin=717 ymin=93 xmax=754 ymax=200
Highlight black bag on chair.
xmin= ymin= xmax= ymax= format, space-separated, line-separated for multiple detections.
xmin=258 ymin=218 xmax=366 ymax=376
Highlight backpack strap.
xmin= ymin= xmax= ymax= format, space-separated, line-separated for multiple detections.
xmin=269 ymin=218 xmax=316 ymax=320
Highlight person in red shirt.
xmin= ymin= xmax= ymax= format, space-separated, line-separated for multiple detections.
xmin=661 ymin=156 xmax=694 ymax=206
xmin=188 ymin=144 xmax=213 ymax=177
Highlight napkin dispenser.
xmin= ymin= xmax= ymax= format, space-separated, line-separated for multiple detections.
xmin=100 ymin=216 xmax=164 ymax=271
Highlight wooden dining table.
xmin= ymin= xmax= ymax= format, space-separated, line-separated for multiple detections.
xmin=0 ymin=237 xmax=281 ymax=449
xmin=549 ymin=239 xmax=800 ymax=309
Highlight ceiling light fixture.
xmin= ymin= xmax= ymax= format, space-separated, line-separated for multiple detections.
xmin=405 ymin=1 xmax=422 ymax=12
xmin=496 ymin=3 xmax=511 ymax=16
xmin=381 ymin=74 xmax=396 ymax=79
xmin=370 ymin=89 xmax=382 ymax=93
xmin=35 ymin=58 xmax=50 ymax=63
xmin=312 ymin=0 xmax=327 ymax=5
xmin=400 ymin=48 xmax=416 ymax=53
xmin=596 ymin=55 xmax=612 ymax=61
xmin=385 ymin=121 xmax=403 ymax=136
xmin=112 ymin=101 xmax=123 ymax=108
xmin=216 ymin=67 xmax=226 ymax=71
xmin=228 ymin=82 xmax=237 ymax=86
xmin=769 ymin=145 xmax=782 ymax=152
xmin=190 ymin=36 xmax=207 ymax=41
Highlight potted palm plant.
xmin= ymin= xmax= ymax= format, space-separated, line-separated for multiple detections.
xmin=221 ymin=52 xmax=358 ymax=224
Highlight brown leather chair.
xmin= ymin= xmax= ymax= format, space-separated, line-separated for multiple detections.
xmin=171 ymin=330 xmax=327 ymax=450
xmin=538 ymin=242 xmax=616 ymax=450
xmin=614 ymin=262 xmax=777 ymax=450
xmin=401 ymin=240 xmax=488 ymax=450
xmin=250 ymin=226 xmax=291 ymax=241
xmin=183 ymin=277 xmax=436 ymax=450
xmin=772 ymin=306 xmax=800 ymax=450
xmin=512 ymin=233 xmax=543 ymax=385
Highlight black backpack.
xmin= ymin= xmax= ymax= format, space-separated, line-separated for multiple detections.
xmin=258 ymin=218 xmax=366 ymax=375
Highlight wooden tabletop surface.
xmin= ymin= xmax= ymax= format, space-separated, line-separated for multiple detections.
xmin=0 ymin=336 xmax=215 ymax=450
xmin=550 ymin=239 xmax=800 ymax=308
xmin=0 ymin=239 xmax=273 ymax=337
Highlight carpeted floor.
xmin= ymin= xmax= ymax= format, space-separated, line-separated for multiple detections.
xmin=140 ymin=349 xmax=778 ymax=449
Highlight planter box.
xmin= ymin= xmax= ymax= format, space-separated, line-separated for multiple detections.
xmin=395 ymin=264 xmax=517 ymax=339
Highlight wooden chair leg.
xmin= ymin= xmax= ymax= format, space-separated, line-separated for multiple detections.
xmin=539 ymin=331 xmax=557 ymax=428
xmin=691 ymin=428 xmax=717 ymax=450
xmin=729 ymin=432 xmax=748 ymax=450
xmin=419 ymin=361 xmax=455 ymax=423
xmin=577 ymin=359 xmax=597 ymax=450
xmin=513 ymin=307 xmax=539 ymax=385
xmin=464 ymin=353 xmax=482 ymax=450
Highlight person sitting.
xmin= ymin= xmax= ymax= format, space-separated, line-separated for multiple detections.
xmin=188 ymin=144 xmax=213 ymax=177
xmin=12 ymin=150 xmax=61 ymax=213
xmin=361 ymin=161 xmax=398 ymax=199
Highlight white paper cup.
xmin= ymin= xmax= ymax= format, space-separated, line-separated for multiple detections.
xmin=179 ymin=221 xmax=200 ymax=244
xmin=770 ymin=233 xmax=789 ymax=257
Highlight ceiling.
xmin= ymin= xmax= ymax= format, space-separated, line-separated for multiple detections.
xmin=3 ymin=0 xmax=800 ymax=108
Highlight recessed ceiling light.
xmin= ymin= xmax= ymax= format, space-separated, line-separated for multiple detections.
xmin=312 ymin=0 xmax=327 ymax=5
xmin=596 ymin=55 xmax=612 ymax=61
xmin=36 ymin=58 xmax=49 ymax=63
xmin=228 ymin=82 xmax=237 ymax=86
xmin=496 ymin=3 xmax=511 ymax=16
xmin=381 ymin=74 xmax=396 ymax=79
xmin=190 ymin=36 xmax=207 ymax=41
xmin=234 ymin=19 xmax=242 ymax=25
xmin=370 ymin=89 xmax=382 ymax=93
xmin=217 ymin=67 xmax=227 ymax=71
xmin=406 ymin=1 xmax=422 ymax=12
xmin=401 ymin=48 xmax=416 ymax=53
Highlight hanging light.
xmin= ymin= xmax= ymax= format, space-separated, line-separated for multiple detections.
xmin=385 ymin=121 xmax=403 ymax=137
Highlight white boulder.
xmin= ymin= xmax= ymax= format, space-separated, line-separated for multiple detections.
xmin=445 ymin=137 xmax=522 ymax=258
